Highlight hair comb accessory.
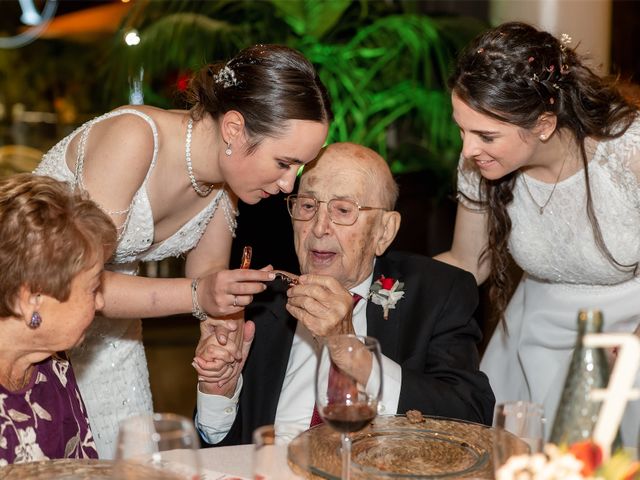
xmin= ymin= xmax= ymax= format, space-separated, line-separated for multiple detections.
xmin=214 ymin=65 xmax=238 ymax=88
xmin=29 ymin=311 xmax=42 ymax=329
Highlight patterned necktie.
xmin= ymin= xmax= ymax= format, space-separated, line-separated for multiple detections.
xmin=310 ymin=293 xmax=363 ymax=428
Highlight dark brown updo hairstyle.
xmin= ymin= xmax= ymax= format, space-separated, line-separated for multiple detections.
xmin=186 ymin=44 xmax=333 ymax=153
xmin=449 ymin=22 xmax=638 ymax=325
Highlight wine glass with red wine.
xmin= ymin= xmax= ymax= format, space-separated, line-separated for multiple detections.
xmin=316 ymin=334 xmax=382 ymax=480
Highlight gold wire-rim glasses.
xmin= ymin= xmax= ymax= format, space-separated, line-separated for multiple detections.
xmin=286 ymin=194 xmax=387 ymax=226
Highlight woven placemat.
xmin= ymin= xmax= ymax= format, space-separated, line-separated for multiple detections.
xmin=0 ymin=458 xmax=187 ymax=480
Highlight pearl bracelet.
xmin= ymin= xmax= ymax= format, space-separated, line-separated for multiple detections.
xmin=190 ymin=278 xmax=208 ymax=322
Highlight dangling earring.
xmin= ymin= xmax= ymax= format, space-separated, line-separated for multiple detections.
xmin=29 ymin=311 xmax=42 ymax=329
xmin=225 ymin=142 xmax=232 ymax=156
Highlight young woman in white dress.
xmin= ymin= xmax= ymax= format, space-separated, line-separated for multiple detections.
xmin=435 ymin=22 xmax=640 ymax=445
xmin=35 ymin=44 xmax=332 ymax=458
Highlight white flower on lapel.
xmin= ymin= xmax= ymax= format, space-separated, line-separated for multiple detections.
xmin=368 ymin=275 xmax=405 ymax=320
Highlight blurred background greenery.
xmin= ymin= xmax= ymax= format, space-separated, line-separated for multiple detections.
xmin=105 ymin=0 xmax=487 ymax=189
xmin=0 ymin=0 xmax=488 ymax=196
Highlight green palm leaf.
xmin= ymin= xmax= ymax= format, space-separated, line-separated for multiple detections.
xmin=271 ymin=0 xmax=351 ymax=40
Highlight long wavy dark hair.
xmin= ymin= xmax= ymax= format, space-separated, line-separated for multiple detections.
xmin=449 ymin=22 xmax=639 ymax=324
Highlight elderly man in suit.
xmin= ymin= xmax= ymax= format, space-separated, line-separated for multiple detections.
xmin=194 ymin=142 xmax=494 ymax=446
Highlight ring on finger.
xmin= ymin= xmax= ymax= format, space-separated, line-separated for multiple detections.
xmin=233 ymin=296 xmax=238 ymax=307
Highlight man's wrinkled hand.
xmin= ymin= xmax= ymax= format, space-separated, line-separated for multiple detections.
xmin=193 ymin=321 xmax=255 ymax=398
xmin=285 ymin=274 xmax=354 ymax=338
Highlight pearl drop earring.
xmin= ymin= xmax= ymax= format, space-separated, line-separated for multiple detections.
xmin=540 ymin=134 xmax=547 ymax=141
xmin=225 ymin=142 xmax=232 ymax=156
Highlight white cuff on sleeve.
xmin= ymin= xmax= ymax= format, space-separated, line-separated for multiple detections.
xmin=195 ymin=375 xmax=243 ymax=445
xmin=378 ymin=355 xmax=402 ymax=415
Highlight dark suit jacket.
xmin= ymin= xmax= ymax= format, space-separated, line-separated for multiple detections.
xmin=202 ymin=251 xmax=495 ymax=446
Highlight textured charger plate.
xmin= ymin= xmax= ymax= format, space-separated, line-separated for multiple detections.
xmin=288 ymin=414 xmax=526 ymax=479
xmin=0 ymin=459 xmax=114 ymax=479
xmin=351 ymin=429 xmax=487 ymax=478
xmin=0 ymin=458 xmax=187 ymax=479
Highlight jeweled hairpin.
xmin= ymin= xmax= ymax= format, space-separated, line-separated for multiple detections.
xmin=214 ymin=65 xmax=238 ymax=88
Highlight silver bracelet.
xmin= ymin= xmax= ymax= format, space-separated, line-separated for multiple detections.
xmin=190 ymin=278 xmax=208 ymax=322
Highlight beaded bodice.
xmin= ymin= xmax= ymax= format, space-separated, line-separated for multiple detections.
xmin=36 ymin=108 xmax=237 ymax=265
xmin=457 ymin=117 xmax=640 ymax=285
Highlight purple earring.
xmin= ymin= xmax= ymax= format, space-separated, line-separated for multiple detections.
xmin=29 ymin=311 xmax=42 ymax=329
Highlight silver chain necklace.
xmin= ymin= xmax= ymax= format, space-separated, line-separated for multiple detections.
xmin=185 ymin=118 xmax=214 ymax=197
xmin=520 ymin=155 xmax=567 ymax=214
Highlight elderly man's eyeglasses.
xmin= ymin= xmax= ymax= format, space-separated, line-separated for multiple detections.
xmin=286 ymin=194 xmax=387 ymax=226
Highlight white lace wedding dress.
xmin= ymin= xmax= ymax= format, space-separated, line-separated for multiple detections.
xmin=35 ymin=109 xmax=237 ymax=458
xmin=458 ymin=117 xmax=640 ymax=446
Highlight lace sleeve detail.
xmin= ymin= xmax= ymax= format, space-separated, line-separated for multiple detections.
xmin=596 ymin=115 xmax=640 ymax=210
xmin=456 ymin=155 xmax=486 ymax=211
xmin=625 ymin=121 xmax=640 ymax=208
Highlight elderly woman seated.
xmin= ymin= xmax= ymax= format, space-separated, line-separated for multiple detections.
xmin=0 ymin=174 xmax=116 ymax=464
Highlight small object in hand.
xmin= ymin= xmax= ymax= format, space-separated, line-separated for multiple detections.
xmin=240 ymin=246 xmax=252 ymax=269
xmin=406 ymin=409 xmax=425 ymax=424
xmin=272 ymin=270 xmax=299 ymax=287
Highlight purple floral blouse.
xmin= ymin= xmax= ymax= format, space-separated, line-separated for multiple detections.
xmin=0 ymin=354 xmax=98 ymax=464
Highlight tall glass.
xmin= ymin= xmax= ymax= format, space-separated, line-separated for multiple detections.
xmin=315 ymin=335 xmax=382 ymax=480
xmin=253 ymin=424 xmax=307 ymax=479
xmin=113 ymin=412 xmax=201 ymax=479
xmin=492 ymin=401 xmax=545 ymax=474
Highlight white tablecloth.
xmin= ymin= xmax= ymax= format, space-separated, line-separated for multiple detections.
xmin=165 ymin=445 xmax=305 ymax=479
xmin=198 ymin=444 xmax=254 ymax=479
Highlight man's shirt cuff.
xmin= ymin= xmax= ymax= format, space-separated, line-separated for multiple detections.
xmin=195 ymin=375 xmax=243 ymax=444
xmin=379 ymin=355 xmax=402 ymax=415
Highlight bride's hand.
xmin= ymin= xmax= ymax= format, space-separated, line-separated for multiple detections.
xmin=197 ymin=266 xmax=275 ymax=317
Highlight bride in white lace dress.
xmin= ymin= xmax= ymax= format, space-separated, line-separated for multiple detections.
xmin=435 ymin=22 xmax=640 ymax=445
xmin=34 ymin=45 xmax=331 ymax=458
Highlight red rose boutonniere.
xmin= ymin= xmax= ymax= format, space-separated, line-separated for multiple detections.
xmin=369 ymin=275 xmax=405 ymax=320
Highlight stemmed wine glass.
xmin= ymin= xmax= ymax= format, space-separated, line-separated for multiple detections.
xmin=316 ymin=334 xmax=382 ymax=480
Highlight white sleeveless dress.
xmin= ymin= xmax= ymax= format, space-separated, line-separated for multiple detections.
xmin=35 ymin=108 xmax=237 ymax=458
xmin=457 ymin=117 xmax=640 ymax=446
